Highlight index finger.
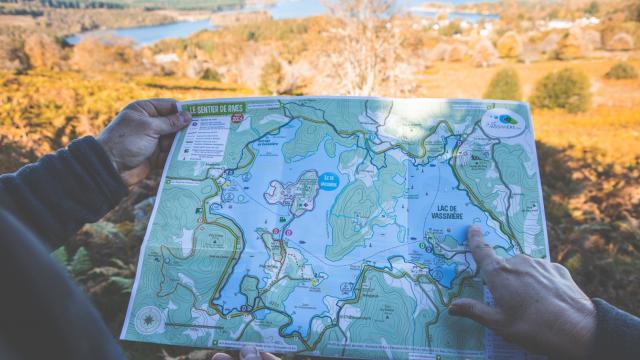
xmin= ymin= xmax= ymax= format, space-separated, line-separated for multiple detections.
xmin=146 ymin=98 xmax=178 ymax=116
xmin=467 ymin=225 xmax=501 ymax=273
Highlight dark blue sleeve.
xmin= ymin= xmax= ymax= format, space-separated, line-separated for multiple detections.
xmin=0 ymin=136 xmax=129 ymax=359
xmin=591 ymin=298 xmax=640 ymax=359
xmin=0 ymin=209 xmax=126 ymax=360
xmin=0 ymin=136 xmax=128 ymax=249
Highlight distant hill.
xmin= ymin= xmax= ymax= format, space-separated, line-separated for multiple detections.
xmin=35 ymin=0 xmax=244 ymax=11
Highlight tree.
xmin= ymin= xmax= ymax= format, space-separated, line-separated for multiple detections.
xmin=0 ymin=35 xmax=29 ymax=73
xmin=582 ymin=29 xmax=602 ymax=51
xmin=530 ymin=68 xmax=591 ymax=113
xmin=556 ymin=28 xmax=585 ymax=60
xmin=604 ymin=62 xmax=638 ymax=79
xmin=321 ymin=0 xmax=414 ymax=96
xmin=472 ymin=38 xmax=499 ymax=68
xmin=445 ymin=44 xmax=466 ymax=62
xmin=201 ymin=68 xmax=222 ymax=82
xmin=259 ymin=56 xmax=284 ymax=95
xmin=24 ymin=34 xmax=63 ymax=70
xmin=69 ymin=38 xmax=146 ymax=75
xmin=484 ymin=67 xmax=522 ymax=100
xmin=497 ymin=31 xmax=523 ymax=58
xmin=604 ymin=32 xmax=635 ymax=51
xmin=585 ymin=1 xmax=599 ymax=16
xmin=439 ymin=20 xmax=462 ymax=37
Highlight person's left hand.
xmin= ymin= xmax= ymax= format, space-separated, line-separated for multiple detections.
xmin=97 ymin=98 xmax=192 ymax=187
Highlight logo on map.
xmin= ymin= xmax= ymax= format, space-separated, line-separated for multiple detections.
xmin=499 ymin=114 xmax=518 ymax=125
xmin=480 ymin=108 xmax=526 ymax=138
xmin=231 ymin=113 xmax=244 ymax=123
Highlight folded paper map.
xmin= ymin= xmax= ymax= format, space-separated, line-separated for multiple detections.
xmin=121 ymin=97 xmax=549 ymax=359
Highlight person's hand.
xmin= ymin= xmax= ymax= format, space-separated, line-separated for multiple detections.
xmin=211 ymin=345 xmax=280 ymax=360
xmin=96 ymin=98 xmax=192 ymax=187
xmin=449 ymin=225 xmax=596 ymax=359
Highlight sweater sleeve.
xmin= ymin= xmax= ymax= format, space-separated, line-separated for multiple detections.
xmin=0 ymin=136 xmax=128 ymax=249
xmin=591 ymin=298 xmax=640 ymax=359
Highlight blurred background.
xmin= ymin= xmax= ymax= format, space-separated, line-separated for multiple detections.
xmin=0 ymin=0 xmax=638 ymax=359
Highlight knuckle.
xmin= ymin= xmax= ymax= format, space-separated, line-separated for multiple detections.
xmin=124 ymin=100 xmax=142 ymax=111
xmin=462 ymin=302 xmax=477 ymax=314
xmin=117 ymin=109 xmax=143 ymax=125
xmin=494 ymin=259 xmax=510 ymax=272
xmin=456 ymin=302 xmax=475 ymax=315
xmin=168 ymin=114 xmax=180 ymax=129
xmin=508 ymin=254 xmax=530 ymax=265
xmin=484 ymin=259 xmax=509 ymax=273
xmin=471 ymin=242 xmax=492 ymax=252
xmin=512 ymin=254 xmax=528 ymax=262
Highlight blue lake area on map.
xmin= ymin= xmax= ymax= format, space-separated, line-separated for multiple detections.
xmin=209 ymin=118 xmax=514 ymax=336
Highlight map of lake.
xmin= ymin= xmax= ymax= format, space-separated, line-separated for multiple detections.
xmin=121 ymin=97 xmax=548 ymax=359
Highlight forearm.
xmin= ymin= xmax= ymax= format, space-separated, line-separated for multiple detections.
xmin=0 ymin=136 xmax=128 ymax=249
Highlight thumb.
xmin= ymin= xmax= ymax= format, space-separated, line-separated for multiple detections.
xmin=239 ymin=346 xmax=261 ymax=360
xmin=149 ymin=110 xmax=192 ymax=136
xmin=449 ymin=298 xmax=502 ymax=329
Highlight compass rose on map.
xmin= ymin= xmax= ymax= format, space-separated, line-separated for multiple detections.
xmin=134 ymin=306 xmax=164 ymax=335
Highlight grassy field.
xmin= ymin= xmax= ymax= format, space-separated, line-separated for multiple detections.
xmin=418 ymin=58 xmax=640 ymax=165
xmin=4 ymin=59 xmax=637 ymax=166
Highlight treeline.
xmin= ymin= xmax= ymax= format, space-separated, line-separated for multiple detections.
xmin=0 ymin=0 xmax=123 ymax=8
xmin=36 ymin=1 xmax=125 ymax=9
xmin=1 ymin=0 xmax=243 ymax=9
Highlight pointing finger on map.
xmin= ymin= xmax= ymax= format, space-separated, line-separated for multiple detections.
xmin=467 ymin=225 xmax=505 ymax=275
xmin=448 ymin=225 xmax=505 ymax=329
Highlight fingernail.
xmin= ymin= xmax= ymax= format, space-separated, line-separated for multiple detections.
xmin=240 ymin=346 xmax=260 ymax=359
xmin=468 ymin=225 xmax=481 ymax=236
xmin=178 ymin=111 xmax=192 ymax=124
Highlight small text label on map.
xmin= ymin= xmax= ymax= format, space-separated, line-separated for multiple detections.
xmin=318 ymin=172 xmax=339 ymax=191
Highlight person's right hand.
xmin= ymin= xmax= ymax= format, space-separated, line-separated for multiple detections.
xmin=449 ymin=225 xmax=597 ymax=359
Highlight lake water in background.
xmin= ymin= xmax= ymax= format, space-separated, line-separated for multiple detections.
xmin=65 ymin=19 xmax=215 ymax=46
xmin=259 ymin=0 xmax=498 ymax=20
xmin=65 ymin=0 xmax=497 ymax=46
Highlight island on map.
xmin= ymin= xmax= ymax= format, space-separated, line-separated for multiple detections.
xmin=264 ymin=170 xmax=319 ymax=217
